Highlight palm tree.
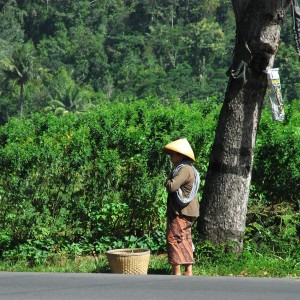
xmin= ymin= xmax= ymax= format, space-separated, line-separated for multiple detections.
xmin=44 ymin=84 xmax=95 ymax=116
xmin=0 ymin=40 xmax=38 ymax=115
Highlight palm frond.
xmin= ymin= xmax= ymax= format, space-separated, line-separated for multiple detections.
xmin=54 ymin=107 xmax=68 ymax=116
xmin=48 ymin=99 xmax=66 ymax=108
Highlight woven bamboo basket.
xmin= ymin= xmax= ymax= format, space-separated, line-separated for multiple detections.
xmin=106 ymin=248 xmax=150 ymax=275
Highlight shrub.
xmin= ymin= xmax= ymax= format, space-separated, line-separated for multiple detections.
xmin=0 ymin=97 xmax=219 ymax=261
xmin=252 ymin=100 xmax=300 ymax=205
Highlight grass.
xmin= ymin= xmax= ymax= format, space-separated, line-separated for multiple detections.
xmin=0 ymin=250 xmax=299 ymax=278
xmin=193 ymin=251 xmax=300 ymax=278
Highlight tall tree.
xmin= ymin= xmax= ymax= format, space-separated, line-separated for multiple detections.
xmin=0 ymin=40 xmax=39 ymax=115
xmin=0 ymin=0 xmax=25 ymax=48
xmin=199 ymin=0 xmax=293 ymax=251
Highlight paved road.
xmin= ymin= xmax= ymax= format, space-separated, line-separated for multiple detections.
xmin=0 ymin=272 xmax=299 ymax=300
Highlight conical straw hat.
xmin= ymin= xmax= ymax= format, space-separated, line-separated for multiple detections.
xmin=162 ymin=138 xmax=195 ymax=161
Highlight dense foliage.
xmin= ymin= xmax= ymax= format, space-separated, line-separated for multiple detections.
xmin=1 ymin=0 xmax=300 ymax=124
xmin=0 ymin=1 xmax=299 ymax=267
xmin=0 ymin=98 xmax=218 ymax=261
xmin=0 ymin=98 xmax=299 ymax=263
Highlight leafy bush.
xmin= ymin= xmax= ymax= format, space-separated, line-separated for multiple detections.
xmin=1 ymin=97 xmax=299 ymax=264
xmin=248 ymin=102 xmax=300 ymax=259
xmin=246 ymin=199 xmax=300 ymax=258
xmin=252 ymin=100 xmax=300 ymax=204
xmin=0 ymin=97 xmax=219 ymax=261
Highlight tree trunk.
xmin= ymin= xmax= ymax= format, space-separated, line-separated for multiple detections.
xmin=198 ymin=0 xmax=292 ymax=251
xmin=19 ymin=83 xmax=24 ymax=116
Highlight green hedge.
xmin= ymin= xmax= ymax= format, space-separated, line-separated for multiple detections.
xmin=0 ymin=97 xmax=299 ymax=262
xmin=252 ymin=100 xmax=300 ymax=204
xmin=0 ymin=97 xmax=218 ymax=261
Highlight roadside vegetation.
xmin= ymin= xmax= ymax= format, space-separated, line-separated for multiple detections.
xmin=1 ymin=1 xmax=299 ymax=277
xmin=0 ymin=98 xmax=299 ymax=277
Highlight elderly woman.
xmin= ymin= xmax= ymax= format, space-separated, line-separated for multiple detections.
xmin=162 ymin=138 xmax=200 ymax=276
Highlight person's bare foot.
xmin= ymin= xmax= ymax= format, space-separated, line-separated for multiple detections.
xmin=172 ymin=264 xmax=181 ymax=275
xmin=183 ymin=271 xmax=193 ymax=276
xmin=183 ymin=264 xmax=193 ymax=276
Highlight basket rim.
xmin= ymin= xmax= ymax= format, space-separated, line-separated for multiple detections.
xmin=106 ymin=248 xmax=150 ymax=257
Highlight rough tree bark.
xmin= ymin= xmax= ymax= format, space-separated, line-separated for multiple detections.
xmin=199 ymin=0 xmax=292 ymax=251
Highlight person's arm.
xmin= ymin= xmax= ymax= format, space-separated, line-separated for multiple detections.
xmin=165 ymin=167 xmax=189 ymax=193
